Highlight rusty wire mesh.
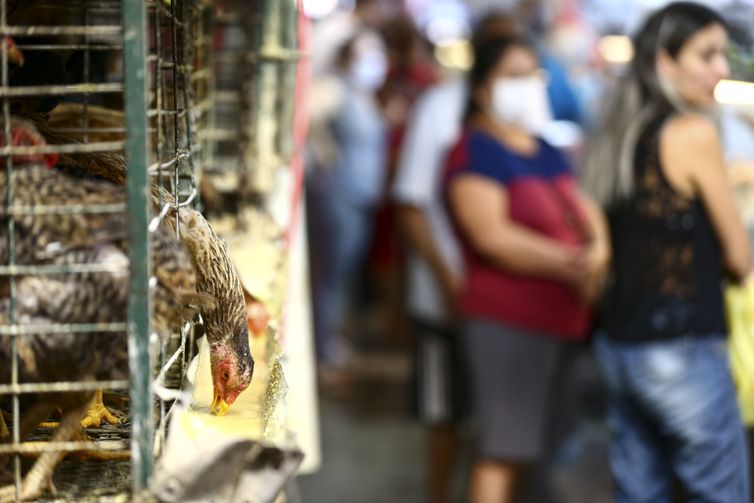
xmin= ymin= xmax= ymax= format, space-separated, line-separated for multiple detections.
xmin=146 ymin=0 xmax=211 ymax=454
xmin=188 ymin=0 xmax=257 ymax=233
xmin=0 ymin=0 xmax=212 ymax=499
xmin=0 ymin=2 xmax=129 ymax=500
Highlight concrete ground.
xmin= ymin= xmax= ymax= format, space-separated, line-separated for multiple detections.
xmin=296 ymin=346 xmax=613 ymax=503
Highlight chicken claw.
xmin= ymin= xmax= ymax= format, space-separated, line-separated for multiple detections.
xmin=0 ymin=406 xmax=81 ymax=501
xmin=80 ymin=390 xmax=121 ymax=428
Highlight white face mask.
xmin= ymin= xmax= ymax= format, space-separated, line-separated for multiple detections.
xmin=490 ymin=76 xmax=552 ymax=134
xmin=350 ymin=49 xmax=387 ymax=91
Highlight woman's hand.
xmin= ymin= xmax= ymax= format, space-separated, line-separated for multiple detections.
xmin=576 ymin=241 xmax=610 ymax=305
xmin=552 ymin=244 xmax=591 ymax=290
xmin=555 ymin=242 xmax=609 ymax=305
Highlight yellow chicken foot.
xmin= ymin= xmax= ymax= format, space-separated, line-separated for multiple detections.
xmin=80 ymin=390 xmax=120 ymax=428
xmin=37 ymin=413 xmax=61 ymax=429
xmin=38 ymin=391 xmax=121 ymax=429
xmin=0 ymin=406 xmax=82 ymax=502
xmin=0 ymin=411 xmax=7 ymax=440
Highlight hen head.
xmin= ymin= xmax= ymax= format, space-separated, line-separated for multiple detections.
xmin=208 ymin=325 xmax=254 ymax=416
xmin=4 ymin=36 xmax=23 ymax=67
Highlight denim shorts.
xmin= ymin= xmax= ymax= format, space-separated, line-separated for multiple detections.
xmin=594 ymin=334 xmax=750 ymax=503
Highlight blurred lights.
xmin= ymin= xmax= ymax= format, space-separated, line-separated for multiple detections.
xmin=303 ymin=0 xmax=339 ymax=20
xmin=434 ymin=39 xmax=473 ymax=71
xmin=598 ymin=35 xmax=633 ymax=64
xmin=715 ymin=80 xmax=754 ymax=106
xmin=595 ymin=37 xmax=754 ymax=107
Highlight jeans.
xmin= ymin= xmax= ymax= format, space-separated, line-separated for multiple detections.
xmin=594 ymin=335 xmax=750 ymax=503
xmin=306 ymin=172 xmax=374 ymax=364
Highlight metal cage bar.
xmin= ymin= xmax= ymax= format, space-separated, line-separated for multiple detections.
xmin=122 ymin=0 xmax=153 ymax=492
xmin=244 ymin=0 xmax=302 ymax=193
xmin=0 ymin=1 xmax=132 ymax=496
xmin=147 ymin=0 xmax=204 ymax=441
xmin=0 ymin=0 xmax=269 ymax=498
xmin=198 ymin=0 xmax=252 ymax=178
xmin=0 ymin=0 xmax=22 ymax=496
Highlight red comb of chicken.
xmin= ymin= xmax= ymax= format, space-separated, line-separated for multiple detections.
xmin=0 ymin=120 xmax=59 ymax=168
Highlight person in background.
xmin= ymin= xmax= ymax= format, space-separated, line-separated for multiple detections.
xmin=443 ymin=35 xmax=609 ymax=503
xmin=582 ymin=3 xmax=751 ymax=501
xmin=515 ymin=0 xmax=585 ymax=125
xmin=309 ymin=0 xmax=386 ymax=77
xmin=364 ymin=14 xmax=438 ymax=346
xmin=392 ymin=14 xmax=520 ymax=503
xmin=305 ymin=29 xmax=388 ymax=380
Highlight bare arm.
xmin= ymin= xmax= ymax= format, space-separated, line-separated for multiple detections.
xmin=447 ymin=174 xmax=586 ymax=285
xmin=396 ymin=204 xmax=460 ymax=306
xmin=663 ymin=115 xmax=752 ymax=281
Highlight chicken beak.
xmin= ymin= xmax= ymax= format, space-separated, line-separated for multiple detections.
xmin=5 ymin=38 xmax=23 ymax=67
xmin=211 ymin=387 xmax=230 ymax=416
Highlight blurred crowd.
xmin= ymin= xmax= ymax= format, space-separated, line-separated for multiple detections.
xmin=303 ymin=0 xmax=754 ymax=501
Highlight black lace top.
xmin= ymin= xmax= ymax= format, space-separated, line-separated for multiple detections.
xmin=601 ymin=114 xmax=727 ymax=341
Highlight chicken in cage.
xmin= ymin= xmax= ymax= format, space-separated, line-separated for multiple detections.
xmin=147 ymin=0 xmax=254 ymax=419
xmin=0 ymin=0 xmax=255 ymax=500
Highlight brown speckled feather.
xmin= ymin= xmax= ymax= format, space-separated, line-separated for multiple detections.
xmin=4 ymin=113 xmax=254 ymax=402
xmin=177 ymin=208 xmax=247 ymax=345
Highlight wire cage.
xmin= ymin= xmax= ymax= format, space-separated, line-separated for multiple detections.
xmin=248 ymin=0 xmax=299 ymax=195
xmin=0 ymin=0 xmax=305 ymax=498
xmin=241 ymin=0 xmax=302 ymax=327
xmin=146 ymin=0 xmax=213 ymax=475
xmin=0 ymin=0 xmax=212 ymax=499
xmin=198 ymin=0 xmax=300 ymax=227
xmin=192 ymin=0 xmax=256 ymax=229
xmin=201 ymin=0 xmax=249 ymax=175
xmin=193 ymin=0 xmax=301 ymax=332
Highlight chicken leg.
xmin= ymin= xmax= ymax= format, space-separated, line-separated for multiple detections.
xmin=0 ymin=404 xmax=84 ymax=502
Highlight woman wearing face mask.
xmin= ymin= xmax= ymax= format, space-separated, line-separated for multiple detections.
xmin=582 ymin=2 xmax=751 ymax=501
xmin=443 ymin=35 xmax=609 ymax=502
xmin=305 ymin=31 xmax=388 ymax=376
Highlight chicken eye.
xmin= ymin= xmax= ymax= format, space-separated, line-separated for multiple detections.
xmin=222 ymin=370 xmax=230 ymax=382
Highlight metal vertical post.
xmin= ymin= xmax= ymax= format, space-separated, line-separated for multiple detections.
xmin=279 ymin=0 xmax=298 ymax=159
xmin=251 ymin=0 xmax=281 ymax=191
xmin=121 ymin=0 xmax=154 ymax=493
